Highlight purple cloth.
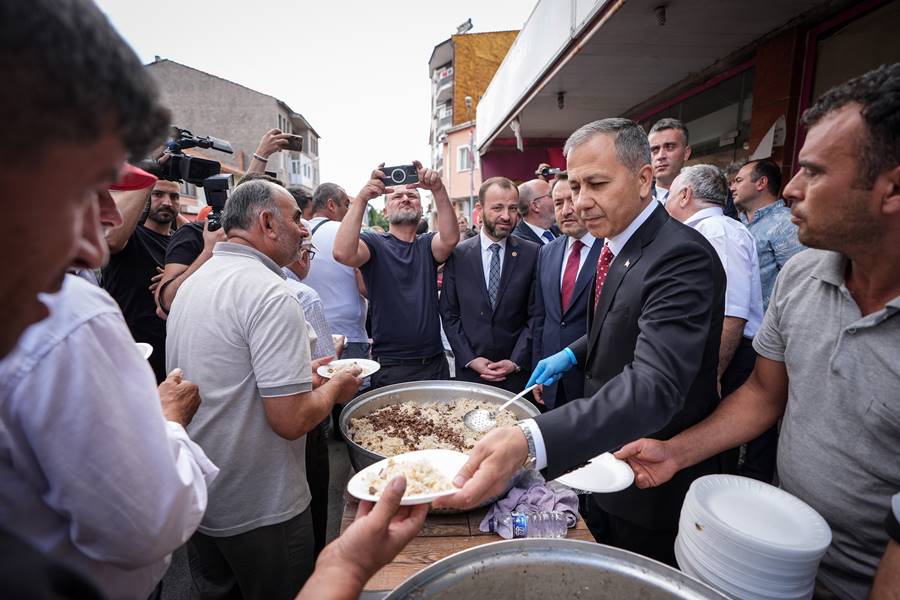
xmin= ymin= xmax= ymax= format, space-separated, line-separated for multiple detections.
xmin=480 ymin=469 xmax=580 ymax=538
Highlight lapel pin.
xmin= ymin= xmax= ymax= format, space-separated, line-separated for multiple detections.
xmin=624 ymin=259 xmax=631 ymax=268
xmin=512 ymin=251 xmax=517 ymax=257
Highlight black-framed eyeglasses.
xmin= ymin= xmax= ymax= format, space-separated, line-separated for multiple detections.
xmin=301 ymin=248 xmax=316 ymax=260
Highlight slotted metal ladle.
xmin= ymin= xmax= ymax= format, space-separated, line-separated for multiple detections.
xmin=462 ymin=384 xmax=539 ymax=433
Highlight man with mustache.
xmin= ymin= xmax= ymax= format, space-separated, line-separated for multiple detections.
xmin=334 ymin=161 xmax=460 ymax=389
xmin=531 ymin=173 xmax=602 ymax=408
xmin=440 ymin=177 xmax=540 ymax=392
xmin=103 ymin=176 xmax=184 ymax=382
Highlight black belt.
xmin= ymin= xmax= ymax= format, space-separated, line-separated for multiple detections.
xmin=374 ymin=352 xmax=444 ymax=366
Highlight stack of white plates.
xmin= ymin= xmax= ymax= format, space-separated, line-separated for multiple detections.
xmin=675 ymin=475 xmax=831 ymax=600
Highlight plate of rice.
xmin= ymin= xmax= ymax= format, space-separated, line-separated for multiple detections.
xmin=347 ymin=449 xmax=469 ymax=505
xmin=317 ymin=358 xmax=380 ymax=379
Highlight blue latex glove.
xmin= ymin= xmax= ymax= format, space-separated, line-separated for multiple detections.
xmin=527 ymin=348 xmax=576 ymax=387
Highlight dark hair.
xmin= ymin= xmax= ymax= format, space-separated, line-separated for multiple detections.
xmin=222 ymin=180 xmax=279 ymax=233
xmin=312 ymin=182 xmax=345 ymax=213
xmin=564 ymin=118 xmax=651 ymax=174
xmin=649 ymin=118 xmax=690 ymax=145
xmin=236 ymin=171 xmax=283 ymax=187
xmin=479 ymin=176 xmax=517 ymax=206
xmin=415 ymin=219 xmax=428 ymax=235
xmin=802 ymin=63 xmax=900 ymax=189
xmin=0 ymin=0 xmax=169 ymax=164
xmin=744 ymin=159 xmax=782 ymax=197
xmin=288 ymin=187 xmax=312 ymax=211
xmin=550 ymin=171 xmax=568 ymax=194
xmin=461 ymin=228 xmax=478 ymax=240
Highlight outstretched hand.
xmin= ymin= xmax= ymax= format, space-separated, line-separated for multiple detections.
xmin=298 ymin=476 xmax=427 ymax=599
xmin=411 ymin=160 xmax=444 ymax=193
xmin=357 ymin=164 xmax=393 ymax=203
xmin=613 ymin=438 xmax=680 ymax=489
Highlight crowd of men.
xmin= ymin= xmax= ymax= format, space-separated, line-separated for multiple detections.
xmin=1 ymin=1 xmax=898 ymax=599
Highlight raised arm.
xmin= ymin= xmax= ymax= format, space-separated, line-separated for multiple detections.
xmin=156 ymin=221 xmax=225 ymax=316
xmin=105 ymin=187 xmax=152 ymax=254
xmin=246 ymin=128 xmax=292 ymax=174
xmin=410 ymin=160 xmax=458 ymax=262
xmin=333 ymin=166 xmax=388 ymax=268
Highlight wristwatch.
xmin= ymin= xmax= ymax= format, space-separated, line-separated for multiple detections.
xmin=516 ymin=422 xmax=537 ymax=470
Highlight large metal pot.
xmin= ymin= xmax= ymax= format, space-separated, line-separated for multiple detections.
xmin=384 ymin=539 xmax=728 ymax=599
xmin=339 ymin=380 xmax=540 ymax=473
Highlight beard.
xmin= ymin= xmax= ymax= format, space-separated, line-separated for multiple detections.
xmin=147 ymin=207 xmax=176 ymax=225
xmin=482 ymin=216 xmax=511 ymax=240
xmin=387 ymin=206 xmax=422 ymax=225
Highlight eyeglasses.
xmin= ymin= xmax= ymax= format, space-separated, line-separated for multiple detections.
xmin=301 ymin=248 xmax=316 ymax=260
xmin=533 ymin=194 xmax=552 ymax=203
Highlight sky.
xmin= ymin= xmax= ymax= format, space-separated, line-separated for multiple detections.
xmin=94 ymin=0 xmax=536 ymax=208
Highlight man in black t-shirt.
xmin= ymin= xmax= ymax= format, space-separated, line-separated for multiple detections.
xmin=103 ymin=179 xmax=183 ymax=382
xmin=334 ymin=161 xmax=460 ymax=388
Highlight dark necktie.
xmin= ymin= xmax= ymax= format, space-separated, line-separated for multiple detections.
xmin=488 ymin=243 xmax=501 ymax=309
xmin=593 ymin=243 xmax=615 ymax=310
xmin=541 ymin=230 xmax=555 ymax=244
xmin=560 ymin=240 xmax=584 ymax=311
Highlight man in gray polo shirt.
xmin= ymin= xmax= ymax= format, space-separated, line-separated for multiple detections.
xmin=167 ymin=180 xmax=362 ymax=600
xmin=614 ymin=63 xmax=900 ymax=599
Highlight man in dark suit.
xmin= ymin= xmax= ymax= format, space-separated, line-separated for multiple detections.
xmin=532 ymin=173 xmax=601 ymax=409
xmin=436 ymin=118 xmax=725 ymax=567
xmin=512 ymin=179 xmax=560 ymax=246
xmin=440 ymin=177 xmax=539 ymax=392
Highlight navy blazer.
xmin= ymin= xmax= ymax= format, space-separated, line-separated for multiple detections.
xmin=532 ymin=235 xmax=602 ymax=408
xmin=439 ymin=234 xmax=540 ymax=392
xmin=512 ymin=220 xmax=560 ymax=246
xmin=534 ymin=203 xmax=726 ymax=531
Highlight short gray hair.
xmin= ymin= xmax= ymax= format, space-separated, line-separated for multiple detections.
xmin=563 ymin=118 xmax=651 ymax=174
xmin=674 ymin=164 xmax=727 ymax=206
xmin=222 ymin=180 xmax=281 ymax=232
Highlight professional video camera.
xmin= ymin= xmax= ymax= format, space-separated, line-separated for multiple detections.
xmin=150 ymin=127 xmax=235 ymax=230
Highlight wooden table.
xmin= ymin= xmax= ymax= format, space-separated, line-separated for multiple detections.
xmin=340 ymin=500 xmax=595 ymax=592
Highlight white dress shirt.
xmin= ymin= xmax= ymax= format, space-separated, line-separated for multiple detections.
xmin=653 ymin=185 xmax=670 ymax=206
xmin=685 ymin=207 xmax=763 ymax=338
xmin=524 ymin=220 xmax=553 ymax=243
xmin=479 ymin=229 xmax=507 ymax=289
xmin=558 ymin=232 xmax=598 ymax=289
xmin=0 ymin=275 xmax=218 ymax=600
xmin=522 ymin=199 xmax=659 ymax=470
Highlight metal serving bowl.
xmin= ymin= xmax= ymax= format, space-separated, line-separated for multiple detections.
xmin=339 ymin=380 xmax=540 ymax=473
xmin=384 ymin=539 xmax=728 ymax=599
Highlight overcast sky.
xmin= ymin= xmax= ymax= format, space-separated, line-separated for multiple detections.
xmin=94 ymin=0 xmax=535 ymax=207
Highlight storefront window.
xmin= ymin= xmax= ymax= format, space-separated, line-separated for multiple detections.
xmin=639 ymin=68 xmax=755 ymax=170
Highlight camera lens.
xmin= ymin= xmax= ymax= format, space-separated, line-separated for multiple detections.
xmin=391 ymin=168 xmax=405 ymax=184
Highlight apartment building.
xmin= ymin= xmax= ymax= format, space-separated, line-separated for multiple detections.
xmin=146 ymin=58 xmax=321 ymax=215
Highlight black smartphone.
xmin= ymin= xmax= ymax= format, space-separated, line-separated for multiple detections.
xmin=285 ymin=134 xmax=303 ymax=152
xmin=380 ymin=164 xmax=419 ymax=186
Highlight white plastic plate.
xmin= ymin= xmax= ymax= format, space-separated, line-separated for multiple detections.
xmin=347 ymin=449 xmax=469 ymax=506
xmin=317 ymin=358 xmax=380 ymax=379
xmin=553 ymin=452 xmax=634 ymax=493
xmin=135 ymin=342 xmax=153 ymax=360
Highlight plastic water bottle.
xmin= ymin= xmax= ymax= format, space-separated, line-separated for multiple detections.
xmin=490 ymin=511 xmax=568 ymax=538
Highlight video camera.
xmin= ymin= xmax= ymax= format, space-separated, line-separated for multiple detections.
xmin=538 ymin=166 xmax=563 ymax=179
xmin=158 ymin=127 xmax=234 ymax=230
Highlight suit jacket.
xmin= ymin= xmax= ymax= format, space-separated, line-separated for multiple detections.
xmin=512 ymin=220 xmax=560 ymax=246
xmin=534 ymin=204 xmax=726 ymax=530
xmin=439 ymin=234 xmax=540 ymax=392
xmin=532 ymin=235 xmax=603 ymax=408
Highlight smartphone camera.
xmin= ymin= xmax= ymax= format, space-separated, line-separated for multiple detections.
xmin=285 ymin=134 xmax=303 ymax=152
xmin=380 ymin=164 xmax=419 ymax=186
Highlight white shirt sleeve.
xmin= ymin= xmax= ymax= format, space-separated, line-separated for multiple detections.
xmin=9 ymin=310 xmax=218 ymax=568
xmin=698 ymin=224 xmax=752 ymax=322
xmin=519 ymin=418 xmax=548 ymax=470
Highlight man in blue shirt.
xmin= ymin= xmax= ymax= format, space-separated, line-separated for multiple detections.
xmin=334 ymin=161 xmax=459 ymax=388
xmin=731 ymin=159 xmax=806 ymax=309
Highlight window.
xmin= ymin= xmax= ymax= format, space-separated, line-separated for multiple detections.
xmin=457 ymin=145 xmax=473 ymax=172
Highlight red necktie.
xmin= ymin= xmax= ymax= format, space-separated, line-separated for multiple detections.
xmin=560 ymin=240 xmax=584 ymax=311
xmin=593 ymin=244 xmax=615 ymax=309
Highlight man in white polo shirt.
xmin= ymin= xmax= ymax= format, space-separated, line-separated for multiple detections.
xmin=167 ymin=179 xmax=362 ymax=599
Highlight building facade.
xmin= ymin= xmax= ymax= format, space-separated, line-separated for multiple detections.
xmin=473 ymin=0 xmax=899 ymax=188
xmin=146 ymin=58 xmax=321 ymax=215
xmin=428 ymin=31 xmax=518 ymax=221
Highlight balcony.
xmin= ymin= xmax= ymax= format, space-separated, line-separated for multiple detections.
xmin=434 ymin=79 xmax=453 ymax=104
